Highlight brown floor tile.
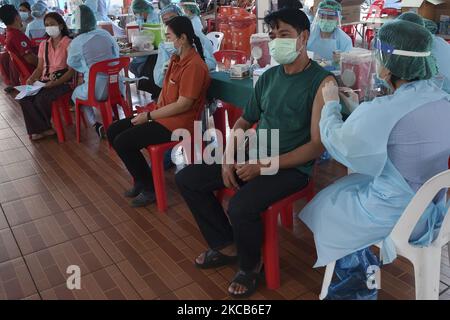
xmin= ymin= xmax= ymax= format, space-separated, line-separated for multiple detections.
xmin=2 ymin=190 xmax=71 ymax=226
xmin=12 ymin=210 xmax=90 ymax=255
xmin=0 ymin=258 xmax=38 ymax=300
xmin=172 ymin=283 xmax=211 ymax=300
xmin=24 ymin=235 xmax=113 ymax=292
xmin=0 ymin=128 xmax=16 ymax=141
xmin=0 ymin=159 xmax=43 ymax=184
xmin=0 ymin=209 xmax=7 ymax=230
xmin=0 ymin=147 xmax=33 ymax=167
xmin=40 ymin=265 xmax=140 ymax=300
xmin=0 ymin=174 xmax=55 ymax=203
xmin=0 ymin=137 xmax=24 ymax=152
xmin=73 ymin=199 xmax=133 ymax=233
xmin=93 ymin=220 xmax=160 ymax=263
xmin=0 ymin=229 xmax=21 ymax=263
xmin=22 ymin=294 xmax=42 ymax=300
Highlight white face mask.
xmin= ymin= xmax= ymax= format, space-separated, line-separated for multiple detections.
xmin=46 ymin=26 xmax=61 ymax=38
xmin=19 ymin=12 xmax=29 ymax=21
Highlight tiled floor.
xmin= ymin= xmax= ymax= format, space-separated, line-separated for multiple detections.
xmin=0 ymin=87 xmax=449 ymax=300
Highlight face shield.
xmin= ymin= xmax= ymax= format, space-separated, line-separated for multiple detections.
xmin=370 ymin=38 xmax=432 ymax=97
xmin=179 ymin=2 xmax=200 ymax=17
xmin=312 ymin=8 xmax=341 ymax=34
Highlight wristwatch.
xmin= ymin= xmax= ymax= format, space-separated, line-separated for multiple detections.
xmin=147 ymin=112 xmax=153 ymax=122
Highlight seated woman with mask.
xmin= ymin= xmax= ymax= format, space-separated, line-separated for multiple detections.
xmin=299 ymin=20 xmax=450 ymax=299
xmin=18 ymin=12 xmax=74 ymax=140
xmin=306 ymin=0 xmax=352 ymax=61
xmin=153 ymin=3 xmax=215 ymax=88
xmin=107 ymin=16 xmax=210 ymax=208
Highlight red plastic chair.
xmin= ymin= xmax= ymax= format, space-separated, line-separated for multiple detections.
xmin=365 ymin=28 xmax=375 ymax=49
xmin=213 ymin=50 xmax=248 ymax=69
xmin=216 ymin=177 xmax=316 ymax=290
xmin=7 ymin=50 xmax=33 ymax=85
xmin=75 ymin=57 xmax=132 ymax=143
xmin=380 ymin=8 xmax=399 ymax=17
xmin=213 ymin=103 xmax=243 ymax=149
xmin=341 ymin=25 xmax=356 ymax=46
xmin=364 ymin=0 xmax=384 ymax=20
xmin=135 ymin=97 xmax=207 ymax=212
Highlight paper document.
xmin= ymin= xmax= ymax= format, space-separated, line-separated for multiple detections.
xmin=122 ymin=76 xmax=149 ymax=82
xmin=14 ymin=81 xmax=46 ymax=100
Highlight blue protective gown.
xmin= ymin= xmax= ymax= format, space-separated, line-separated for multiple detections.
xmin=299 ymin=80 xmax=450 ymax=267
xmin=432 ymin=35 xmax=450 ymax=93
xmin=307 ymin=26 xmax=353 ymax=61
xmin=67 ymin=28 xmax=124 ymax=124
xmin=25 ymin=17 xmax=45 ymax=39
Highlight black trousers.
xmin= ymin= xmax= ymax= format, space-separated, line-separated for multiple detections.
xmin=175 ymin=163 xmax=309 ymax=271
xmin=107 ymin=118 xmax=172 ymax=189
xmin=19 ymin=84 xmax=70 ymax=134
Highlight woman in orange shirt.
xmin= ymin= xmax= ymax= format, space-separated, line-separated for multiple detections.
xmin=18 ymin=12 xmax=74 ymax=140
xmin=107 ymin=16 xmax=210 ymax=207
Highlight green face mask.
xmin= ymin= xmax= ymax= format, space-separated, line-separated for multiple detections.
xmin=268 ymin=37 xmax=302 ymax=65
xmin=319 ymin=19 xmax=338 ymax=33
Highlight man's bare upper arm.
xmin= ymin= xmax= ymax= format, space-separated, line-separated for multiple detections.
xmin=310 ymin=75 xmax=337 ymax=143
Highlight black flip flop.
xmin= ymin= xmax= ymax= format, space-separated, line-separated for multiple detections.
xmin=228 ymin=269 xmax=262 ymax=299
xmin=194 ymin=249 xmax=238 ymax=269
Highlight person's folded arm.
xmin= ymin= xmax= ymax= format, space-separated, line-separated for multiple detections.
xmin=266 ymin=76 xmax=336 ymax=169
xmin=23 ymin=52 xmax=38 ymax=67
xmin=149 ymin=96 xmax=194 ymax=119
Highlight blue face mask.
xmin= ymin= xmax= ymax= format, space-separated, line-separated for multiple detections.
xmin=164 ymin=41 xmax=178 ymax=55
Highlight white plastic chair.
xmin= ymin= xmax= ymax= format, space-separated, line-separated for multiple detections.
xmin=206 ymin=32 xmax=224 ymax=53
xmin=319 ymin=169 xmax=450 ymax=300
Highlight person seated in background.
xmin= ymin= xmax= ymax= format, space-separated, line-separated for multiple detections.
xmin=67 ymin=4 xmax=123 ymax=138
xmin=18 ymin=1 xmax=33 ymax=30
xmin=175 ymin=8 xmax=334 ymax=298
xmin=132 ymin=0 xmax=159 ymax=25
xmin=85 ymin=0 xmax=124 ymax=36
xmin=107 ymin=16 xmax=210 ymax=208
xmin=18 ymin=12 xmax=74 ymax=140
xmin=128 ymin=0 xmax=159 ymax=78
xmin=153 ymin=3 xmax=215 ymax=88
xmin=300 ymin=20 xmax=450 ymax=300
xmin=0 ymin=4 xmax=37 ymax=73
xmin=307 ymin=0 xmax=352 ymax=61
xmin=396 ymin=12 xmax=450 ymax=94
xmin=179 ymin=0 xmax=204 ymax=34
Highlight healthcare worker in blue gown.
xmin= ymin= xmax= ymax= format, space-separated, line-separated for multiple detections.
xmin=299 ymin=20 xmax=450 ymax=299
xmin=85 ymin=0 xmax=124 ymax=36
xmin=306 ymin=0 xmax=352 ymax=61
xmin=178 ymin=0 xmax=204 ymax=34
xmin=67 ymin=4 xmax=123 ymax=137
xmin=25 ymin=0 xmax=46 ymax=39
xmin=153 ymin=3 xmax=215 ymax=88
xmin=128 ymin=0 xmax=160 ymax=78
xmin=396 ymin=12 xmax=450 ymax=94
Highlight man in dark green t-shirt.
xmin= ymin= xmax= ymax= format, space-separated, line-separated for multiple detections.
xmin=176 ymin=8 xmax=337 ymax=298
